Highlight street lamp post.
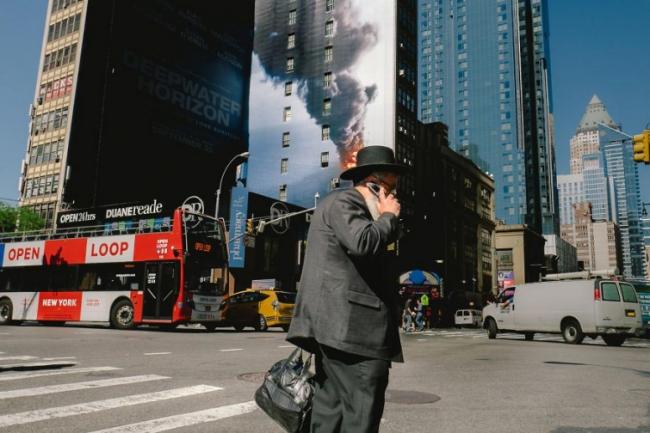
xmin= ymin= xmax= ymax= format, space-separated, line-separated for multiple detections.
xmin=215 ymin=152 xmax=250 ymax=219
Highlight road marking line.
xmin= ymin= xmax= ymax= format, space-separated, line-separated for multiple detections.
xmin=0 ymin=385 xmax=222 ymax=428
xmin=219 ymin=348 xmax=243 ymax=352
xmin=0 ymin=374 xmax=169 ymax=400
xmin=416 ymin=339 xmax=426 ymax=342
xmin=0 ymin=361 xmax=77 ymax=371
xmin=278 ymin=345 xmax=293 ymax=348
xmin=42 ymin=357 xmax=76 ymax=361
xmin=143 ymin=352 xmax=171 ymax=356
xmin=473 ymin=335 xmax=486 ymax=338
xmin=0 ymin=366 xmax=121 ymax=382
xmin=0 ymin=356 xmax=38 ymax=362
xmin=0 ymin=333 xmax=11 ymax=336
xmin=86 ymin=401 xmax=257 ymax=433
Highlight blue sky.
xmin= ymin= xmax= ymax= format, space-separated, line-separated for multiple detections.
xmin=0 ymin=0 xmax=648 ymax=207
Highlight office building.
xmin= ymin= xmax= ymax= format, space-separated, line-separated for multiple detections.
xmin=417 ymin=0 xmax=559 ymax=236
xmin=413 ymin=122 xmax=496 ymax=307
xmin=247 ymin=0 xmax=418 ymax=217
xmin=557 ymin=174 xmax=584 ymax=225
xmin=567 ymin=95 xmax=646 ymax=278
xmin=560 ymin=202 xmax=622 ymax=274
xmin=18 ymin=0 xmax=255 ymax=226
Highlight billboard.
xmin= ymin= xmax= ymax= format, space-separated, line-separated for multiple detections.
xmin=246 ymin=0 xmax=397 ymax=208
xmin=64 ymin=0 xmax=254 ymax=213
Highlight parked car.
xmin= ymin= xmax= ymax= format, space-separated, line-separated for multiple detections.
xmin=220 ymin=289 xmax=296 ymax=331
xmin=454 ymin=309 xmax=482 ymax=328
xmin=482 ymin=279 xmax=643 ymax=346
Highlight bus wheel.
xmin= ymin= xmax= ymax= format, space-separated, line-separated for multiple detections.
xmin=486 ymin=318 xmax=497 ymax=339
xmin=524 ymin=332 xmax=534 ymax=341
xmin=110 ymin=300 xmax=135 ymax=330
xmin=562 ymin=319 xmax=584 ymax=344
xmin=255 ymin=315 xmax=268 ymax=332
xmin=602 ymin=335 xmax=626 ymax=347
xmin=0 ymin=299 xmax=15 ymax=325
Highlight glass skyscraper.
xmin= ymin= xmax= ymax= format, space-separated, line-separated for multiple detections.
xmin=567 ymin=95 xmax=646 ymax=279
xmin=418 ymin=0 xmax=558 ymax=235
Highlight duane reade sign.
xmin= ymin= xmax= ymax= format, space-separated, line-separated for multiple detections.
xmin=57 ymin=199 xmax=167 ymax=228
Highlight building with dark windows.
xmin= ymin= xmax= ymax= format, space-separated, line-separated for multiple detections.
xmin=417 ymin=0 xmax=559 ymax=236
xmin=18 ymin=0 xmax=255 ymax=226
xmin=246 ymin=0 xmax=418 ymax=218
xmin=407 ymin=122 xmax=496 ymax=315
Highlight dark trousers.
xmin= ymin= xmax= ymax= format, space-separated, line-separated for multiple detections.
xmin=310 ymin=344 xmax=390 ymax=433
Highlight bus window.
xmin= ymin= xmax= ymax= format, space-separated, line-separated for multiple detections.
xmin=22 ymin=267 xmax=50 ymax=292
xmin=77 ymin=263 xmax=144 ymax=291
xmin=51 ymin=264 xmax=78 ymax=291
xmin=0 ymin=268 xmax=22 ymax=292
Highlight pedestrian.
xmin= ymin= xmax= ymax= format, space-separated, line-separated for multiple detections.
xmin=402 ymin=297 xmax=415 ymax=332
xmin=414 ymin=298 xmax=425 ymax=331
xmin=420 ymin=292 xmax=430 ymax=329
xmin=287 ymin=145 xmax=407 ymax=433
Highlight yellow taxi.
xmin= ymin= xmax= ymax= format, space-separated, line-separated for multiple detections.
xmin=220 ymin=289 xmax=296 ymax=331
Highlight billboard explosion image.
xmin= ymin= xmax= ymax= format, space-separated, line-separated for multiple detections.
xmin=247 ymin=0 xmax=397 ymax=208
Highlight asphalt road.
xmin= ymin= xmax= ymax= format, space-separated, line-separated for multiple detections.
xmin=0 ymin=323 xmax=649 ymax=433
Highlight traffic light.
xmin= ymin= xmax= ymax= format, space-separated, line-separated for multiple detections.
xmin=632 ymin=130 xmax=650 ymax=164
xmin=246 ymin=218 xmax=254 ymax=234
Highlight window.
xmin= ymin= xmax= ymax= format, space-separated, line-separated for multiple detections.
xmin=322 ymin=125 xmax=330 ymax=141
xmin=279 ymin=184 xmax=288 ymax=202
xmin=321 ymin=152 xmax=329 ymax=167
xmin=286 ymin=57 xmax=295 ymax=73
xmin=619 ymin=283 xmax=638 ymax=303
xmin=288 ymin=9 xmax=297 ymax=25
xmin=280 ymin=158 xmax=288 ymax=174
xmin=287 ymin=33 xmax=296 ymax=49
xmin=325 ymin=20 xmax=334 ymax=37
xmin=282 ymin=132 xmax=290 ymax=147
xmin=323 ymin=72 xmax=333 ymax=88
xmin=283 ymin=106 xmax=292 ymax=122
xmin=323 ymin=98 xmax=331 ymax=116
xmin=601 ymin=282 xmax=620 ymax=302
xmin=284 ymin=81 xmax=293 ymax=96
xmin=324 ymin=46 xmax=333 ymax=63
xmin=326 ymin=0 xmax=334 ymax=12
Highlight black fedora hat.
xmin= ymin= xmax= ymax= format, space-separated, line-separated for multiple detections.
xmin=340 ymin=146 xmax=408 ymax=181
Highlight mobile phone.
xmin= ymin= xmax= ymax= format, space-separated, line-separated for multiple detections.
xmin=366 ymin=182 xmax=382 ymax=198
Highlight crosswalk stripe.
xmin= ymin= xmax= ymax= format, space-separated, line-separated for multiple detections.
xmin=220 ymin=348 xmax=243 ymax=352
xmin=0 ymin=356 xmax=38 ymax=362
xmin=0 ymin=366 xmax=121 ymax=382
xmin=42 ymin=356 xmax=76 ymax=361
xmin=0 ymin=374 xmax=169 ymax=400
xmin=87 ymin=401 xmax=258 ymax=433
xmin=0 ymin=385 xmax=222 ymax=428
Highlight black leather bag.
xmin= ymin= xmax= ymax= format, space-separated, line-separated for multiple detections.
xmin=254 ymin=348 xmax=314 ymax=433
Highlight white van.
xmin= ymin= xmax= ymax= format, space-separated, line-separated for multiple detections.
xmin=454 ymin=309 xmax=482 ymax=327
xmin=482 ymin=279 xmax=643 ymax=346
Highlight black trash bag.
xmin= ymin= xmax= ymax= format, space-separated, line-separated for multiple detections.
xmin=255 ymin=348 xmax=314 ymax=433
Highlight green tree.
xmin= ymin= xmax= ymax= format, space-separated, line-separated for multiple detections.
xmin=0 ymin=204 xmax=45 ymax=233
xmin=16 ymin=207 xmax=45 ymax=232
xmin=0 ymin=203 xmax=18 ymax=232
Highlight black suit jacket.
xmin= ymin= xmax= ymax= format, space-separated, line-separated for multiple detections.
xmin=287 ymin=188 xmax=403 ymax=361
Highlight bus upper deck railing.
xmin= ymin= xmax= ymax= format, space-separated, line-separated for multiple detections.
xmin=0 ymin=219 xmax=174 ymax=243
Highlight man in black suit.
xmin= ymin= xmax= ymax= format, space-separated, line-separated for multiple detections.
xmin=287 ymin=146 xmax=407 ymax=433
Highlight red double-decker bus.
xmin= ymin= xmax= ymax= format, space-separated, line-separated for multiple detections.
xmin=0 ymin=209 xmax=228 ymax=330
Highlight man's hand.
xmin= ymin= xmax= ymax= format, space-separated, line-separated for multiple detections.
xmin=377 ymin=188 xmax=400 ymax=217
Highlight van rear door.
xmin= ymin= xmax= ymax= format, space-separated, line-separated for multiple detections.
xmin=596 ymin=281 xmax=623 ymax=329
xmin=618 ymin=282 xmax=642 ymax=330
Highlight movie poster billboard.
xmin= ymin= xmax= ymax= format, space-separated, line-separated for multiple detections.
xmin=246 ymin=0 xmax=397 ymax=208
xmin=64 ymin=0 xmax=254 ymax=212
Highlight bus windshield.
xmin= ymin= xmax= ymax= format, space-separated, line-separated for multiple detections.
xmin=183 ymin=212 xmax=228 ymax=296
